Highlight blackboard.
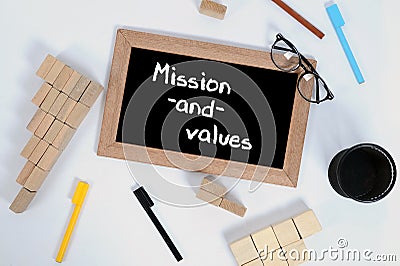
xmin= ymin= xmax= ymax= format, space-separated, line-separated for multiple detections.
xmin=98 ymin=29 xmax=313 ymax=187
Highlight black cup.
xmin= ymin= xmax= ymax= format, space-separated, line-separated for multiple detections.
xmin=328 ymin=143 xmax=396 ymax=203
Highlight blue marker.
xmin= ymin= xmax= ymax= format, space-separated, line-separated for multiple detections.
xmin=326 ymin=4 xmax=365 ymax=84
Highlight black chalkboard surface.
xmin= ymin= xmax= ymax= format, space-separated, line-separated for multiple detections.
xmin=98 ymin=29 xmax=312 ymax=187
xmin=117 ymin=47 xmax=298 ymax=169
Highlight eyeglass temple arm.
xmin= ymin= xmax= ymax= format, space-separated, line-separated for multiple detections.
xmin=299 ymin=54 xmax=318 ymax=73
xmin=315 ymin=76 xmax=320 ymax=102
xmin=272 ymin=46 xmax=294 ymax=53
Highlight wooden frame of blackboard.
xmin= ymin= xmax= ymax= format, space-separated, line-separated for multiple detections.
xmin=98 ymin=29 xmax=313 ymax=187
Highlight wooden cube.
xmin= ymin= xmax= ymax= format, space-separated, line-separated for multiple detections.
xmin=36 ymin=54 xmax=56 ymax=79
xmin=40 ymin=87 xmax=59 ymax=112
xmin=230 ymin=236 xmax=259 ymax=265
xmin=27 ymin=109 xmax=46 ymax=133
xmin=199 ymin=0 xmax=227 ymax=20
xmin=282 ymin=240 xmax=309 ymax=266
xmin=34 ymin=113 xmax=55 ymax=138
xmin=79 ymin=81 xmax=103 ymax=107
xmin=9 ymin=187 xmax=37 ymax=213
xmin=52 ymin=124 xmax=75 ymax=150
xmin=272 ymin=219 xmax=300 ymax=247
xmin=57 ymin=97 xmax=77 ymax=122
xmin=16 ymin=161 xmax=36 ymax=185
xmin=32 ymin=83 xmax=52 ymax=106
xmin=200 ymin=176 xmax=227 ymax=196
xmin=196 ymin=188 xmax=222 ymax=206
xmin=251 ymin=226 xmax=280 ymax=255
xmin=262 ymin=249 xmax=289 ymax=266
xmin=37 ymin=145 xmax=61 ymax=171
xmin=243 ymin=258 xmax=264 ymax=266
xmin=292 ymin=210 xmax=322 ymax=239
xmin=49 ymin=92 xmax=68 ymax=116
xmin=28 ymin=140 xmax=49 ymax=164
xmin=53 ymin=65 xmax=73 ymax=91
xmin=69 ymin=76 xmax=91 ymax=101
xmin=44 ymin=60 xmax=65 ymax=85
xmin=62 ymin=71 xmax=81 ymax=95
xmin=220 ymin=198 xmax=247 ymax=217
xmin=43 ymin=119 xmax=64 ymax=144
xmin=24 ymin=166 xmax=49 ymax=191
xmin=65 ymin=102 xmax=90 ymax=129
xmin=20 ymin=135 xmax=41 ymax=159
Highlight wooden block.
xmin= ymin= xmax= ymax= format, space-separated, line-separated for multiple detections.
xmin=196 ymin=188 xmax=222 ymax=206
xmin=282 ymin=240 xmax=308 ymax=266
xmin=243 ymin=258 xmax=264 ymax=266
xmin=52 ymin=124 xmax=75 ymax=150
xmin=251 ymin=226 xmax=280 ymax=255
xmin=24 ymin=166 xmax=49 ymax=191
xmin=262 ymin=249 xmax=289 ymax=266
xmin=57 ymin=97 xmax=77 ymax=122
xmin=69 ymin=76 xmax=91 ymax=101
xmin=49 ymin=92 xmax=68 ymax=116
xmin=43 ymin=119 xmax=64 ymax=144
xmin=40 ymin=87 xmax=59 ymax=112
xmin=62 ymin=71 xmax=82 ymax=95
xmin=219 ymin=198 xmax=247 ymax=217
xmin=32 ymin=83 xmax=52 ymax=106
xmin=79 ymin=81 xmax=103 ymax=107
xmin=199 ymin=0 xmax=227 ymax=20
xmin=36 ymin=54 xmax=56 ymax=79
xmin=53 ymin=65 xmax=73 ymax=91
xmin=28 ymin=139 xmax=49 ymax=164
xmin=272 ymin=219 xmax=300 ymax=248
xmin=9 ymin=187 xmax=37 ymax=213
xmin=16 ymin=161 xmax=36 ymax=185
xmin=34 ymin=113 xmax=55 ymax=138
xmin=200 ymin=176 xmax=227 ymax=196
xmin=37 ymin=145 xmax=61 ymax=171
xmin=292 ymin=210 xmax=322 ymax=239
xmin=27 ymin=109 xmax=46 ymax=133
xmin=65 ymin=102 xmax=90 ymax=128
xmin=20 ymin=135 xmax=41 ymax=159
xmin=230 ymin=236 xmax=259 ymax=265
xmin=44 ymin=60 xmax=65 ymax=85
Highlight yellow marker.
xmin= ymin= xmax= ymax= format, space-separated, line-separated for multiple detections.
xmin=56 ymin=181 xmax=89 ymax=263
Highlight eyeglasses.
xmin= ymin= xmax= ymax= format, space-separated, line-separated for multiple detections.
xmin=271 ymin=33 xmax=334 ymax=104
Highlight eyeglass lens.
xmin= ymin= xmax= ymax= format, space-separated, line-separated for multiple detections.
xmin=271 ymin=39 xmax=300 ymax=72
xmin=298 ymin=73 xmax=330 ymax=103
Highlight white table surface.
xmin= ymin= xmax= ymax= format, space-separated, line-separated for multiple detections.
xmin=1 ymin=0 xmax=400 ymax=265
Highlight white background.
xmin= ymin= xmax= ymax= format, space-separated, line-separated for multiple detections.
xmin=1 ymin=0 xmax=399 ymax=265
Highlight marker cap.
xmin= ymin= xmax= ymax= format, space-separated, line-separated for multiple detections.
xmin=72 ymin=181 xmax=89 ymax=205
xmin=327 ymin=4 xmax=345 ymax=28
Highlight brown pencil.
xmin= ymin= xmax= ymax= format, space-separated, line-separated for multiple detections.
xmin=271 ymin=0 xmax=325 ymax=39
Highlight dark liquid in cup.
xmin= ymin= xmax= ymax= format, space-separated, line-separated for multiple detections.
xmin=328 ymin=144 xmax=396 ymax=203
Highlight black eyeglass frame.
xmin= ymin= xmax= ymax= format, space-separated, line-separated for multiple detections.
xmin=271 ymin=33 xmax=334 ymax=104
